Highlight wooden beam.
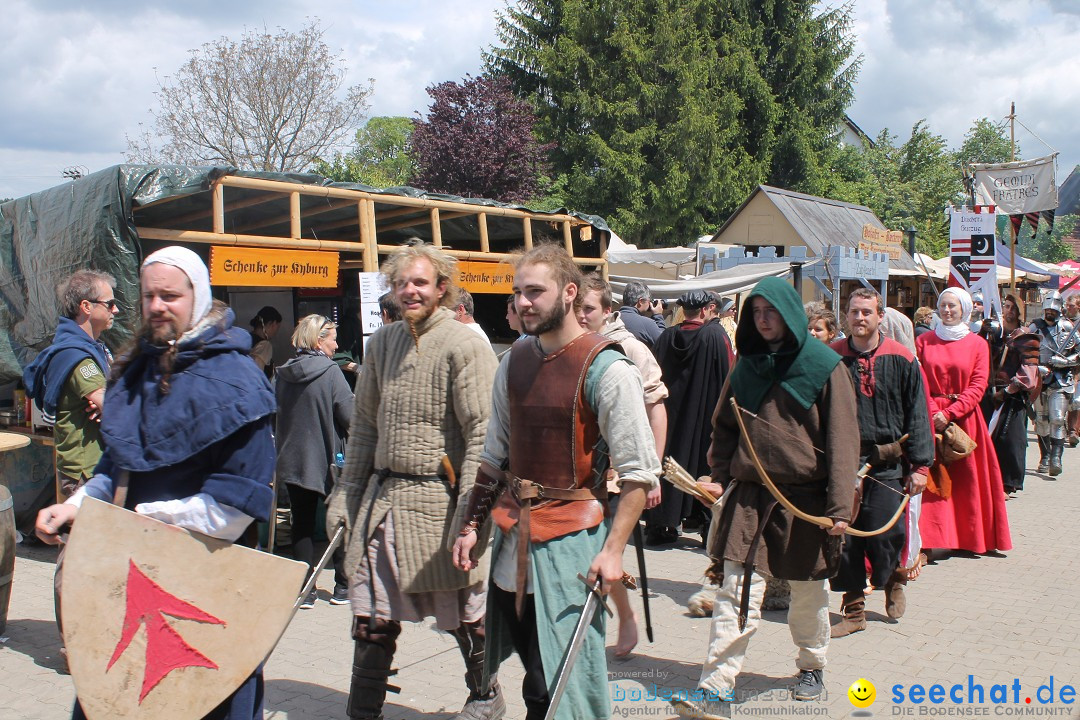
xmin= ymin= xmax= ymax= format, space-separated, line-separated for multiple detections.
xmin=377 ymin=211 xmax=470 ymax=234
xmin=430 ymin=208 xmax=442 ymax=247
xmin=599 ymin=232 xmax=609 ymax=281
xmin=523 ymin=217 xmax=533 ymax=250
xmin=212 ymin=182 xmax=224 ymax=235
xmin=478 ymin=213 xmax=489 ymax=253
xmin=562 ymin=220 xmax=573 ymax=255
xmin=290 ymin=192 xmax=301 ymax=239
xmin=218 ymin=174 xmax=581 ymax=223
xmin=233 ymin=198 xmax=356 ymax=234
xmin=373 ymin=243 xmax=605 ymax=268
xmin=136 ymin=226 xmax=365 ymax=252
xmin=160 ymin=192 xmax=282 ymax=228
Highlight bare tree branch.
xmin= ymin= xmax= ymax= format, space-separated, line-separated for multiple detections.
xmin=126 ymin=21 xmax=373 ymax=173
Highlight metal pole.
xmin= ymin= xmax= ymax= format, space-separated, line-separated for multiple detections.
xmin=1009 ymin=101 xmax=1017 ymax=295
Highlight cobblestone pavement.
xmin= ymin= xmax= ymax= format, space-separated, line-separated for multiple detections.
xmin=3 ymin=437 xmax=1078 ymax=719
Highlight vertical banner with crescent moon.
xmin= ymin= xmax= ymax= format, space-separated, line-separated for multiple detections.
xmin=950 ymin=207 xmax=999 ymax=309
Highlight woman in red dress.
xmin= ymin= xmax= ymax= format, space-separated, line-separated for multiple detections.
xmin=915 ymin=287 xmax=1012 ymax=554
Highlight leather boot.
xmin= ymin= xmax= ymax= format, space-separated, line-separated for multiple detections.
xmin=830 ymin=591 xmax=866 ymax=638
xmin=449 ymin=620 xmax=506 ymax=720
xmin=884 ymin=569 xmax=907 ymax=619
xmin=347 ymin=617 xmax=402 ymax=720
xmin=1037 ymin=436 xmax=1050 ymax=473
xmin=1049 ymin=439 xmax=1065 ymax=477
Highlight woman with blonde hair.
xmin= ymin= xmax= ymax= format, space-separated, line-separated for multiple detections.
xmin=915 ymin=288 xmax=1011 ymax=554
xmin=275 ymin=314 xmax=354 ymax=608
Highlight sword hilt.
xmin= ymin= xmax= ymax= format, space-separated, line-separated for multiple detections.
xmin=577 ymin=573 xmax=613 ymax=617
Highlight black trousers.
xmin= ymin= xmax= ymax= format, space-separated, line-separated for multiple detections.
xmin=830 ymin=476 xmax=906 ymax=592
xmin=287 ymin=484 xmax=346 ymax=589
xmin=491 ymin=585 xmax=550 ymax=720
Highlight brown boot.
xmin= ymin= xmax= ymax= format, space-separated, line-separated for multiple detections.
xmin=884 ymin=570 xmax=907 ymax=619
xmin=830 ymin=591 xmax=866 ymax=638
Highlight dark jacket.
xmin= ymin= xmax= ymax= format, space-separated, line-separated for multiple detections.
xmin=86 ymin=305 xmax=277 ymax=521
xmin=23 ymin=317 xmax=110 ymax=424
xmin=617 ymin=306 xmax=665 ymax=348
xmin=274 ymin=351 xmax=353 ymax=495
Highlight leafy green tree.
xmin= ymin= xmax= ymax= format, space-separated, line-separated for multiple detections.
xmin=487 ymin=0 xmax=859 ymax=246
xmin=315 ymin=117 xmax=416 ymax=187
xmin=956 ymin=118 xmax=1014 ymax=169
xmin=1018 ymin=214 xmax=1077 ymax=263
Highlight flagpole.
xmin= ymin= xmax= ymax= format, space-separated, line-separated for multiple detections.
xmin=1009 ymin=101 xmax=1017 ymax=295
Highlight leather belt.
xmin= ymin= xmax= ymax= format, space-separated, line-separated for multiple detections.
xmin=932 ymin=393 xmax=961 ymax=401
xmin=506 ymin=473 xmax=603 ymax=618
xmin=375 ymin=468 xmax=445 ymax=482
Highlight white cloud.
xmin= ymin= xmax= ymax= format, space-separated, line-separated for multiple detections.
xmin=2 ymin=0 xmax=1076 ymax=203
xmin=848 ymin=0 xmax=1080 ymax=174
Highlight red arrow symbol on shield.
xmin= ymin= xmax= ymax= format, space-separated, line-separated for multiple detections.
xmin=107 ymin=559 xmax=226 ymax=702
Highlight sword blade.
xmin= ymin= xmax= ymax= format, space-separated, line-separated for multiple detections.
xmin=293 ymin=522 xmax=346 ymax=612
xmin=632 ymin=522 xmax=654 ymax=643
xmin=543 ymin=577 xmax=603 ymax=720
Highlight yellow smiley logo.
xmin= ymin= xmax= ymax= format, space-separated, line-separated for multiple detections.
xmin=848 ymin=678 xmax=876 ymax=708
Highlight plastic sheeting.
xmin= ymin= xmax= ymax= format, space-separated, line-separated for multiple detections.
xmin=609 ymin=258 xmax=813 ymax=302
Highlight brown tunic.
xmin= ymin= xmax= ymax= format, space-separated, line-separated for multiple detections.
xmin=707 ymin=363 xmax=860 ymax=581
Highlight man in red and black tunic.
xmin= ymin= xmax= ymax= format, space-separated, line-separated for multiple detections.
xmin=829 ymin=289 xmax=935 ymax=637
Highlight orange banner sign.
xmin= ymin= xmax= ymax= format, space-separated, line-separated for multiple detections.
xmin=210 ymin=246 xmax=339 ymax=288
xmin=458 ymin=261 xmax=514 ymax=294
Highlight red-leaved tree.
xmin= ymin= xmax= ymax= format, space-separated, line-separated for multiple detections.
xmin=411 ymin=75 xmax=553 ymax=204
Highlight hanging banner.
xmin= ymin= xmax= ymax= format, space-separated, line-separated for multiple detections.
xmin=948 ymin=208 xmax=997 ymax=290
xmin=971 ymin=154 xmax=1058 ymax=216
xmin=458 ymin=261 xmax=514 ymax=295
xmin=209 ymin=246 xmax=339 ymax=288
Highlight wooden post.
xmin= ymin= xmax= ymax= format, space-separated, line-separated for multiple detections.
xmin=478 ymin=212 xmax=490 ymax=253
xmin=600 ymin=232 xmax=609 ymax=281
xmin=430 ymin=208 xmax=442 ymax=247
xmin=523 ymin=217 xmax=533 ymax=249
xmin=290 ymin=192 xmax=301 ymax=240
xmin=562 ymin=220 xmax=572 ymax=255
xmin=212 ymin=182 xmax=224 ymax=234
xmin=358 ymin=201 xmax=373 ymax=271
xmin=365 ymin=200 xmax=379 ymax=270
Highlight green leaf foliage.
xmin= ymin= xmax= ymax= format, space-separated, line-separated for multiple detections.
xmin=314 ymin=116 xmax=417 ymax=187
xmin=487 ymin=0 xmax=859 ymax=246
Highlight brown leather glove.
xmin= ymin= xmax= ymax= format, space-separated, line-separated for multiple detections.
xmin=868 ymin=441 xmax=904 ymax=465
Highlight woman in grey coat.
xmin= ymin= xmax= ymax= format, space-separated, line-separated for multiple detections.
xmin=275 ymin=314 xmax=354 ymax=608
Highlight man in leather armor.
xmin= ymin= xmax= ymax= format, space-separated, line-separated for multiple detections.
xmin=1029 ymin=290 xmax=1079 ymax=476
xmin=453 ymin=244 xmax=660 ymax=720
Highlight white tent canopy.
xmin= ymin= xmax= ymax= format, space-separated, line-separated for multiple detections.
xmin=606 ymin=231 xmax=697 ymax=267
xmin=610 ymin=258 xmax=817 ymax=302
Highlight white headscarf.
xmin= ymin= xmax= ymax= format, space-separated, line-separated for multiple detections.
xmin=881 ymin=306 xmax=916 ymax=354
xmin=141 ymin=246 xmax=213 ymax=329
xmin=935 ymin=287 xmax=973 ymax=342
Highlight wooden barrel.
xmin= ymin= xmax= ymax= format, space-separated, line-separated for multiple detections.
xmin=0 ymin=484 xmax=14 ymax=634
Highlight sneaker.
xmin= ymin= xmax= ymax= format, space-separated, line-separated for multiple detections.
xmin=329 ymin=585 xmax=350 ymax=605
xmin=453 ymin=689 xmax=506 ymax=720
xmin=793 ymin=669 xmax=823 ymax=701
xmin=670 ymin=697 xmax=731 ymax=719
xmin=299 ymin=590 xmax=317 ymax=610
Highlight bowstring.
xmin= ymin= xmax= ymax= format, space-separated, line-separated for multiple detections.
xmin=736 ymin=406 xmax=908 ymax=498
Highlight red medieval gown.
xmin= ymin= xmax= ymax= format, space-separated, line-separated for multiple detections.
xmin=915 ymin=331 xmax=1012 ymax=553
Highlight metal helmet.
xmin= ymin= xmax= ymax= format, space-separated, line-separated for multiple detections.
xmin=1043 ymin=290 xmax=1064 ymax=313
xmin=977 ymin=317 xmax=1001 ymax=341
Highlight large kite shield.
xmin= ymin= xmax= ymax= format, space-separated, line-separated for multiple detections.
xmin=62 ymin=498 xmax=306 ymax=719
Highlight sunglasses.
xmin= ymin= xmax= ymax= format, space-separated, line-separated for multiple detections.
xmin=89 ymin=299 xmax=120 ymax=310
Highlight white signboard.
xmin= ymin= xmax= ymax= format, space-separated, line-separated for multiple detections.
xmin=359 ymin=271 xmax=389 ymax=335
xmin=949 ymin=210 xmax=996 ymax=239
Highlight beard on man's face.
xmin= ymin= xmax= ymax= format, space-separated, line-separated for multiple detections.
xmin=523 ymin=299 xmax=568 ymax=336
xmin=145 ymin=314 xmax=185 ymax=345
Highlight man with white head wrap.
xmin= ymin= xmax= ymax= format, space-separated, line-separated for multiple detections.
xmin=36 ymin=246 xmax=277 ymax=719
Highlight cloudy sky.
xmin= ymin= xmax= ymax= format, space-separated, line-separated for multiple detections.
xmin=2 ymin=0 xmax=1077 ymax=203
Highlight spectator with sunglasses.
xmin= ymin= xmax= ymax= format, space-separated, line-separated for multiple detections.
xmin=25 ymin=269 xmax=119 ymax=498
xmin=274 ymin=314 xmax=354 ymax=609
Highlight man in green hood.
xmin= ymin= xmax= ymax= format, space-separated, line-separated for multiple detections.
xmin=671 ymin=278 xmax=859 ymax=720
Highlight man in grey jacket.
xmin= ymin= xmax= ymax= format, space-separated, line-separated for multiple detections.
xmin=618 ymin=280 xmax=666 ymax=348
